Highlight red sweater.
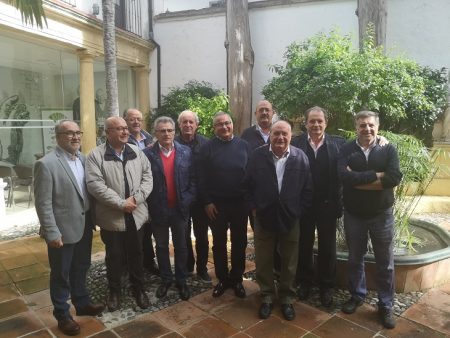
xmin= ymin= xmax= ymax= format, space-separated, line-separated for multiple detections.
xmin=160 ymin=149 xmax=177 ymax=208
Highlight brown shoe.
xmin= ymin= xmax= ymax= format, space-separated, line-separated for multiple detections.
xmin=76 ymin=303 xmax=105 ymax=316
xmin=58 ymin=318 xmax=80 ymax=336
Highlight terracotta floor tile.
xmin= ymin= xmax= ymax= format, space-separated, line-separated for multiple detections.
xmin=113 ymin=314 xmax=171 ymax=338
xmin=0 ymin=298 xmax=28 ymax=319
xmin=0 ymin=284 xmax=20 ymax=302
xmin=24 ymin=289 xmax=52 ymax=310
xmin=19 ymin=329 xmax=54 ymax=337
xmin=402 ymin=303 xmax=450 ymax=335
xmin=160 ymin=332 xmax=184 ymax=338
xmin=189 ymin=289 xmax=239 ymax=314
xmin=283 ymin=301 xmax=331 ymax=331
xmin=229 ymin=333 xmax=251 ymax=338
xmin=152 ymin=301 xmax=208 ymax=331
xmin=336 ymin=303 xmax=384 ymax=332
xmin=300 ymin=333 xmax=321 ymax=338
xmin=34 ymin=305 xmax=74 ymax=328
xmin=311 ymin=316 xmax=376 ymax=338
xmin=379 ymin=317 xmax=447 ymax=338
xmin=181 ymin=316 xmax=238 ymax=338
xmin=87 ymin=330 xmax=118 ymax=338
xmin=1 ymin=254 xmax=38 ymax=270
xmin=0 ymin=270 xmax=13 ymax=286
xmin=417 ymin=289 xmax=450 ymax=309
xmin=7 ymin=263 xmax=49 ymax=283
xmin=438 ymin=281 xmax=450 ymax=295
xmin=16 ymin=275 xmax=49 ymax=295
xmin=244 ymin=315 xmax=306 ymax=338
xmin=0 ymin=240 xmax=25 ymax=251
xmin=0 ymin=312 xmax=44 ymax=338
xmin=212 ymin=294 xmax=262 ymax=331
xmin=0 ymin=247 xmax=33 ymax=260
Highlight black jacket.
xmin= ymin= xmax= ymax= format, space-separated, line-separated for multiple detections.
xmin=244 ymin=145 xmax=313 ymax=233
xmin=241 ymin=125 xmax=269 ymax=150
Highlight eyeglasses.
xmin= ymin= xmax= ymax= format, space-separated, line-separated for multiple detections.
xmin=107 ymin=126 xmax=129 ymax=132
xmin=156 ymin=128 xmax=175 ymax=134
xmin=127 ymin=118 xmax=143 ymax=122
xmin=57 ymin=131 xmax=83 ymax=139
xmin=214 ymin=121 xmax=232 ymax=127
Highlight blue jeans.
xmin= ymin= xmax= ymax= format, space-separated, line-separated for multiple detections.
xmin=47 ymin=221 xmax=92 ymax=321
xmin=152 ymin=208 xmax=188 ymax=285
xmin=344 ymin=208 xmax=395 ymax=309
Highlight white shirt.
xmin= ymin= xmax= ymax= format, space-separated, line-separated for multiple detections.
xmin=256 ymin=124 xmax=270 ymax=143
xmin=307 ymin=133 xmax=325 ymax=158
xmin=356 ymin=138 xmax=377 ymax=161
xmin=269 ymin=145 xmax=290 ymax=193
xmin=159 ymin=142 xmax=175 ymax=158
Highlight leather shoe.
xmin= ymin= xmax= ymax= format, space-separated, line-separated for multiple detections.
xmin=76 ymin=303 xmax=105 ymax=316
xmin=379 ymin=307 xmax=396 ymax=329
xmin=156 ymin=283 xmax=171 ymax=298
xmin=281 ymin=303 xmax=296 ymax=321
xmin=212 ymin=281 xmax=229 ymax=297
xmin=177 ymin=283 xmax=191 ymax=301
xmin=320 ymin=288 xmax=334 ymax=307
xmin=259 ymin=302 xmax=273 ymax=319
xmin=145 ymin=259 xmax=160 ymax=275
xmin=297 ymin=285 xmax=310 ymax=300
xmin=58 ymin=318 xmax=80 ymax=336
xmin=341 ymin=296 xmax=363 ymax=314
xmin=234 ymin=282 xmax=246 ymax=298
xmin=133 ymin=289 xmax=149 ymax=309
xmin=106 ymin=291 xmax=121 ymax=312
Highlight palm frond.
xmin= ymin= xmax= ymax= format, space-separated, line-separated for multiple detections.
xmin=8 ymin=0 xmax=47 ymax=29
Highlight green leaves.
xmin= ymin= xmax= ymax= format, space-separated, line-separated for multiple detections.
xmin=8 ymin=0 xmax=47 ymax=29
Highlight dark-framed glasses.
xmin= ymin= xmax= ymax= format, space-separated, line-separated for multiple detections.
xmin=214 ymin=121 xmax=232 ymax=128
xmin=156 ymin=128 xmax=175 ymax=134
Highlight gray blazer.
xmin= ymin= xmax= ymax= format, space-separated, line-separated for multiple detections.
xmin=34 ymin=147 xmax=90 ymax=244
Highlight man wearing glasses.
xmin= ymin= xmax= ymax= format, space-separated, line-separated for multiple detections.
xmin=86 ymin=117 xmax=153 ymax=312
xmin=144 ymin=116 xmax=196 ymax=301
xmin=34 ymin=120 xmax=104 ymax=336
xmin=198 ymin=112 xmax=251 ymax=299
xmin=124 ymin=108 xmax=159 ymax=276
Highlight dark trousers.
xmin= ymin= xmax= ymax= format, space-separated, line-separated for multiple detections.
xmin=210 ymin=200 xmax=248 ymax=284
xmin=297 ymin=202 xmax=337 ymax=289
xmin=186 ymin=204 xmax=210 ymax=274
xmin=100 ymin=225 xmax=144 ymax=293
xmin=142 ymin=221 xmax=156 ymax=268
xmin=153 ymin=208 xmax=189 ymax=285
xmin=47 ymin=220 xmax=92 ymax=321
xmin=344 ymin=209 xmax=395 ymax=309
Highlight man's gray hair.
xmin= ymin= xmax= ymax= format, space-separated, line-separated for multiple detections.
xmin=270 ymin=120 xmax=292 ymax=132
xmin=304 ymin=106 xmax=328 ymax=122
xmin=212 ymin=111 xmax=232 ymax=125
xmin=178 ymin=110 xmax=199 ymax=125
xmin=354 ymin=110 xmax=380 ymax=126
xmin=55 ymin=119 xmax=77 ymax=134
xmin=123 ymin=108 xmax=142 ymax=119
xmin=153 ymin=116 xmax=175 ymax=131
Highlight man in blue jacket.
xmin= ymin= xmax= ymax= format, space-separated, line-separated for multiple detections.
xmin=144 ymin=116 xmax=196 ymax=301
xmin=338 ymin=111 xmax=402 ymax=329
xmin=245 ymin=120 xmax=313 ymax=321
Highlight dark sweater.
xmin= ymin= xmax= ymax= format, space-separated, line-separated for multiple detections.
xmin=337 ymin=140 xmax=402 ymax=218
xmin=198 ymin=136 xmax=251 ymax=204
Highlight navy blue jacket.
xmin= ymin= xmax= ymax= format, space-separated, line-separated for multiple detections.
xmin=244 ymin=145 xmax=314 ymax=233
xmin=337 ymin=139 xmax=402 ymax=218
xmin=144 ymin=141 xmax=196 ymax=220
xmin=241 ymin=125 xmax=269 ymax=150
xmin=291 ymin=133 xmax=346 ymax=218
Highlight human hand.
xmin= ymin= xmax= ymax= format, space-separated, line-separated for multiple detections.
xmin=48 ymin=237 xmax=63 ymax=248
xmin=123 ymin=196 xmax=137 ymax=213
xmin=205 ymin=203 xmax=218 ymax=220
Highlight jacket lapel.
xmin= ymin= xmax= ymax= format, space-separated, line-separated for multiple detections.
xmin=55 ymin=147 xmax=84 ymax=200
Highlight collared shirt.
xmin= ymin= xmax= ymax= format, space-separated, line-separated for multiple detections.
xmin=307 ymin=133 xmax=325 ymax=158
xmin=106 ymin=143 xmax=125 ymax=161
xmin=159 ymin=142 xmax=175 ymax=158
xmin=269 ymin=145 xmax=290 ymax=193
xmin=129 ymin=132 xmax=147 ymax=150
xmin=256 ymin=124 xmax=270 ymax=143
xmin=356 ymin=137 xmax=377 ymax=161
xmin=58 ymin=145 xmax=89 ymax=209
xmin=216 ymin=135 xmax=234 ymax=142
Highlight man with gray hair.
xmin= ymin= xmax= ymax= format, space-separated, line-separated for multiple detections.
xmin=338 ymin=111 xmax=402 ymax=329
xmin=198 ymin=112 xmax=251 ymax=298
xmin=175 ymin=110 xmax=211 ymax=282
xmin=144 ymin=116 xmax=196 ymax=300
xmin=86 ymin=116 xmax=153 ymax=312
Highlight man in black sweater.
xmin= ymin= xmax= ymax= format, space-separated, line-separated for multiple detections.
xmin=198 ymin=112 xmax=251 ymax=298
xmin=337 ymin=111 xmax=402 ymax=329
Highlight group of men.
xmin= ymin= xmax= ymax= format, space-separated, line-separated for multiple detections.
xmin=34 ymin=100 xmax=401 ymax=336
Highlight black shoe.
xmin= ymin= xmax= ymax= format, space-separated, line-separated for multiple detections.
xmin=320 ymin=288 xmax=334 ymax=307
xmin=379 ymin=307 xmax=396 ymax=329
xmin=281 ymin=303 xmax=296 ymax=321
xmin=198 ymin=270 xmax=212 ymax=283
xmin=177 ymin=283 xmax=191 ymax=301
xmin=212 ymin=281 xmax=228 ymax=297
xmin=156 ymin=283 xmax=171 ymax=298
xmin=145 ymin=259 xmax=160 ymax=275
xmin=76 ymin=303 xmax=105 ymax=316
xmin=133 ymin=289 xmax=149 ymax=309
xmin=297 ymin=285 xmax=310 ymax=300
xmin=58 ymin=318 xmax=80 ymax=336
xmin=234 ymin=282 xmax=246 ymax=298
xmin=341 ymin=296 xmax=363 ymax=314
xmin=106 ymin=291 xmax=121 ymax=312
xmin=259 ymin=302 xmax=273 ymax=319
